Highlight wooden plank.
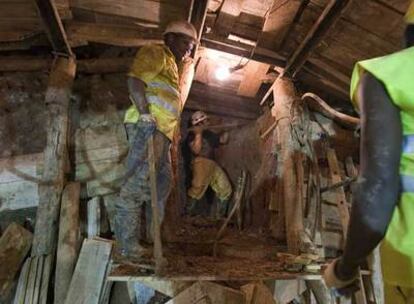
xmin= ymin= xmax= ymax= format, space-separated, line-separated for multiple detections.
xmin=55 ymin=182 xmax=81 ymax=304
xmin=32 ymin=255 xmax=44 ymax=304
xmin=87 ymin=197 xmax=101 ymax=238
xmin=39 ymin=254 xmax=52 ymax=304
xmin=66 ymin=22 xmax=162 ymax=47
xmin=99 ymin=261 xmax=113 ymax=304
xmin=64 ymin=239 xmax=112 ymax=304
xmin=70 ymin=0 xmax=188 ymax=27
xmin=24 ymin=257 xmax=39 ymax=304
xmin=213 ymin=0 xmax=245 ymax=37
xmin=166 ymin=281 xmax=245 ymax=304
xmin=135 ymin=278 xmax=191 ymax=298
xmin=344 ymin=0 xmax=406 ymax=45
xmin=260 ymin=0 xmax=302 ymax=50
xmin=237 ymin=61 xmax=269 ymax=97
xmin=13 ymin=257 xmax=30 ymax=304
xmin=241 ymin=282 xmax=276 ymax=304
xmin=31 ymin=57 xmax=76 ymax=256
xmin=326 ymin=148 xmax=350 ymax=239
xmin=0 ymin=223 xmax=33 ymax=303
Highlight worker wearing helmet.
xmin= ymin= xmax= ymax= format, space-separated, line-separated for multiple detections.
xmin=323 ymin=4 xmax=414 ymax=303
xmin=114 ymin=21 xmax=197 ymax=261
xmin=186 ymin=111 xmax=232 ymax=219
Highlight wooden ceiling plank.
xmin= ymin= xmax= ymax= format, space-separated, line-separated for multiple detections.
xmin=260 ymin=0 xmax=303 ymax=50
xmin=213 ymin=0 xmax=245 ymax=37
xmin=343 ymin=0 xmax=406 ymax=45
xmin=237 ymin=61 xmax=269 ymax=97
xmin=70 ymin=0 xmax=188 ymax=27
xmin=66 ymin=22 xmax=162 ymax=47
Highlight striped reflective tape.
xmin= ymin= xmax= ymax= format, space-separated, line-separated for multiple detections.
xmin=401 ymin=174 xmax=414 ymax=193
xmin=147 ymin=81 xmax=180 ymax=97
xmin=147 ymin=95 xmax=179 ymax=117
xmin=402 ymin=135 xmax=414 ymax=153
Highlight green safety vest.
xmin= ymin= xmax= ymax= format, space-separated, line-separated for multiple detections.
xmin=350 ymin=46 xmax=414 ymax=287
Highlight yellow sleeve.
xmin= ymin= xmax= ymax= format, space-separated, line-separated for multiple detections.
xmin=128 ymin=45 xmax=165 ymax=84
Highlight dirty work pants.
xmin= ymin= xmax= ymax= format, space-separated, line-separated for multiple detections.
xmin=187 ymin=156 xmax=232 ymax=201
xmin=114 ymin=122 xmax=172 ymax=252
xmin=385 ymin=283 xmax=414 ymax=304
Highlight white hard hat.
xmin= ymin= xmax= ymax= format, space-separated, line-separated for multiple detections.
xmin=191 ymin=111 xmax=208 ymax=125
xmin=163 ymin=21 xmax=198 ymax=41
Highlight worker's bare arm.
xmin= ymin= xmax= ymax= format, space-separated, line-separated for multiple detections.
xmin=127 ymin=77 xmax=150 ymax=115
xmin=189 ymin=131 xmax=202 ymax=155
xmin=337 ymin=72 xmax=402 ymax=279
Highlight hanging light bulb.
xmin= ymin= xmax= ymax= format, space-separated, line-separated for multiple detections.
xmin=215 ymin=66 xmax=230 ymax=81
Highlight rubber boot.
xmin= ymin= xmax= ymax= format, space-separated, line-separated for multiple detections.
xmin=186 ymin=197 xmax=199 ymax=216
xmin=216 ymin=198 xmax=229 ymax=220
xmin=113 ymin=203 xmax=151 ymax=264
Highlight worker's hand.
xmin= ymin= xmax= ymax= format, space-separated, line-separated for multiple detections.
xmin=139 ymin=113 xmax=155 ymax=124
xmin=138 ymin=114 xmax=156 ymax=134
xmin=323 ymin=259 xmax=360 ymax=297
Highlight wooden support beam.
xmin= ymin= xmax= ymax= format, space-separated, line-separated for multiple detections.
xmin=0 ymin=223 xmax=33 ymax=303
xmin=272 ymin=77 xmax=305 ymax=254
xmin=189 ymin=0 xmax=209 ymax=41
xmin=55 ymin=182 xmax=81 ymax=304
xmin=32 ymin=56 xmax=76 ymax=256
xmin=33 ymin=0 xmax=73 ymax=55
xmin=213 ymin=0 xmax=245 ymax=37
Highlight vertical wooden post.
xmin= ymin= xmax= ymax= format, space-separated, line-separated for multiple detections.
xmin=272 ymin=77 xmax=304 ymax=254
xmin=32 ymin=56 xmax=76 ymax=256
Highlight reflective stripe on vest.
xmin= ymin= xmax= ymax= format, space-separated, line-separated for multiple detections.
xmin=147 ymin=81 xmax=180 ymax=98
xmin=401 ymin=175 xmax=414 ymax=193
xmin=403 ymin=135 xmax=414 ymax=153
xmin=147 ymin=95 xmax=179 ymax=118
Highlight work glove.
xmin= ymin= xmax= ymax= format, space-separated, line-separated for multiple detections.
xmin=139 ymin=113 xmax=156 ymax=124
xmin=138 ymin=113 xmax=156 ymax=132
xmin=323 ymin=258 xmax=360 ymax=297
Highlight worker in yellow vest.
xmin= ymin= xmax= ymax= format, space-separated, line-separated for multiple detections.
xmin=186 ymin=111 xmax=232 ymax=219
xmin=323 ymin=3 xmax=414 ymax=303
xmin=114 ymin=21 xmax=197 ymax=261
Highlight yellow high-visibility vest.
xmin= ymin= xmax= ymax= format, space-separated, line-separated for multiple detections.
xmin=125 ymin=44 xmax=181 ymax=141
xmin=351 ymin=47 xmax=414 ymax=287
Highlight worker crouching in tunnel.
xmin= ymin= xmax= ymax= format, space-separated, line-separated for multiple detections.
xmin=185 ymin=111 xmax=232 ymax=219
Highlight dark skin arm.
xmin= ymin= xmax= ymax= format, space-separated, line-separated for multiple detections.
xmin=127 ymin=77 xmax=150 ymax=115
xmin=336 ymin=72 xmax=402 ymax=279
